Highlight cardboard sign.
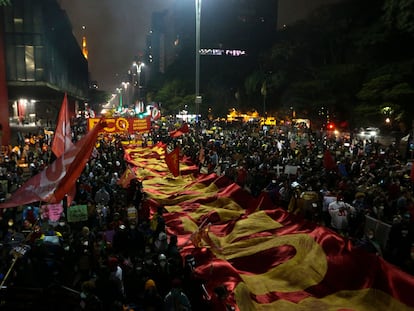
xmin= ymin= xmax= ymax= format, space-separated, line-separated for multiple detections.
xmin=284 ymin=165 xmax=298 ymax=175
xmin=67 ymin=205 xmax=88 ymax=222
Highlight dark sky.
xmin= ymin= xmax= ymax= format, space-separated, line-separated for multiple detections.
xmin=277 ymin=0 xmax=342 ymax=28
xmin=60 ymin=0 xmax=173 ymax=92
xmin=59 ymin=0 xmax=338 ymax=93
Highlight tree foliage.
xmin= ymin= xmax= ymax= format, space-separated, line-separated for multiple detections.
xmin=152 ymin=79 xmax=194 ymax=115
xmin=382 ymin=0 xmax=414 ymax=35
xmin=241 ymin=0 xmax=414 ymax=130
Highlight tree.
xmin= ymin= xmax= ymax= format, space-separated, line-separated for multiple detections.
xmin=383 ymin=0 xmax=414 ymax=35
xmin=88 ymin=89 xmax=112 ymax=114
xmin=241 ymin=0 xmax=414 ymax=129
xmin=152 ymin=79 xmax=194 ymax=116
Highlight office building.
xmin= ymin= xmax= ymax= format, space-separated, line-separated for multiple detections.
xmin=0 ymin=0 xmax=89 ymax=145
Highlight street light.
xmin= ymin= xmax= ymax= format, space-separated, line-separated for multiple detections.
xmin=116 ymin=87 xmax=123 ymax=112
xmin=195 ymin=0 xmax=202 ymax=120
xmin=121 ymin=81 xmax=130 ymax=108
xmin=133 ymin=62 xmax=145 ymax=97
xmin=133 ymin=61 xmax=145 ymax=113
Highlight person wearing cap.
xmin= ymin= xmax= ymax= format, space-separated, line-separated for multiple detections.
xmin=142 ymin=278 xmax=164 ymax=310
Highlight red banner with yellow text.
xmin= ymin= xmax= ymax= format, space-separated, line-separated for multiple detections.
xmin=88 ymin=117 xmax=151 ymax=134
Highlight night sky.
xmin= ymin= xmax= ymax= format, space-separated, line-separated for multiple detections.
xmin=60 ymin=0 xmax=174 ymax=92
xmin=59 ymin=0 xmax=337 ymax=93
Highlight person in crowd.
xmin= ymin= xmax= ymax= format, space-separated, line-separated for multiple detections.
xmin=94 ymin=183 xmax=111 ymax=207
xmin=164 ymin=277 xmax=192 ymax=311
xmin=153 ymin=253 xmax=172 ymax=297
xmin=80 ymin=280 xmax=102 ymax=311
xmin=73 ymin=226 xmax=96 ymax=288
xmin=355 ymin=228 xmax=383 ymax=256
xmin=207 ymin=149 xmax=218 ymax=174
xmin=150 ymin=206 xmax=166 ymax=242
xmin=386 ymin=213 xmax=414 ymax=269
xmin=328 ymin=193 xmax=355 ymax=236
xmin=127 ymin=178 xmax=144 ymax=210
xmin=263 ymin=179 xmax=280 ymax=206
xmin=142 ymin=278 xmax=164 ymax=311
xmin=154 ymin=231 xmax=169 ymax=254
xmin=166 ymin=234 xmax=183 ymax=277
xmin=107 ymin=256 xmax=125 ymax=299
xmin=95 ymin=265 xmax=125 ymax=311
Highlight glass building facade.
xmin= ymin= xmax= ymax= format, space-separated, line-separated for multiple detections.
xmin=1 ymin=0 xmax=88 ymax=132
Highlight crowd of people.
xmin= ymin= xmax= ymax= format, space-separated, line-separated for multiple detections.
xmin=0 ymin=116 xmax=413 ymax=310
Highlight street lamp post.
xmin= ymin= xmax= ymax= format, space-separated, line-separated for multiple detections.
xmin=121 ymin=81 xmax=130 ymax=109
xmin=116 ymin=87 xmax=123 ymax=112
xmin=133 ymin=62 xmax=145 ymax=102
xmin=195 ymin=0 xmax=202 ymax=120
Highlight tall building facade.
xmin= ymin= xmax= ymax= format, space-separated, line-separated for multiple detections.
xmin=0 ymin=0 xmax=89 ymax=144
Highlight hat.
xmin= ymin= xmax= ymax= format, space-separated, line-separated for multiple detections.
xmin=145 ymin=279 xmax=156 ymax=290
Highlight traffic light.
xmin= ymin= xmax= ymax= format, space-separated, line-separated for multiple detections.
xmin=327 ymin=122 xmax=335 ymax=130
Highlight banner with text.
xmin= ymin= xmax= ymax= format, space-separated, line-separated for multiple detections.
xmin=88 ymin=117 xmax=151 ymax=134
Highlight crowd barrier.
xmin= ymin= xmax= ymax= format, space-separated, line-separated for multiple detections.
xmin=364 ymin=215 xmax=392 ymax=251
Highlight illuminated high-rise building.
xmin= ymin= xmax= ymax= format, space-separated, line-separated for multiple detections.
xmin=81 ymin=25 xmax=88 ymax=59
xmin=0 ymin=0 xmax=89 ymax=145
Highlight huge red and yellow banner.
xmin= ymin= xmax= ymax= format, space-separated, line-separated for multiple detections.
xmin=88 ymin=117 xmax=151 ymax=134
xmin=125 ymin=145 xmax=414 ymax=311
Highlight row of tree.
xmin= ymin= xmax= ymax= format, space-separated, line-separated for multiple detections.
xmin=147 ymin=0 xmax=414 ymax=133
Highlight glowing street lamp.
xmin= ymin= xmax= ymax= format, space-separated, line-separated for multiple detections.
xmin=195 ymin=0 xmax=202 ymax=120
xmin=133 ymin=61 xmax=145 ymax=103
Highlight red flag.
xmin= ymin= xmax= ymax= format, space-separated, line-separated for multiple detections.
xmin=165 ymin=146 xmax=180 ymax=177
xmin=0 ymin=120 xmax=106 ymax=208
xmin=52 ymin=93 xmax=74 ymax=157
xmin=169 ymin=122 xmax=190 ymax=138
xmin=52 ymin=94 xmax=76 ymax=206
xmin=117 ymin=165 xmax=137 ymax=188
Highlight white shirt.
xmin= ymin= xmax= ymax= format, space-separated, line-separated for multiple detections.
xmin=328 ymin=200 xmax=355 ymax=231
